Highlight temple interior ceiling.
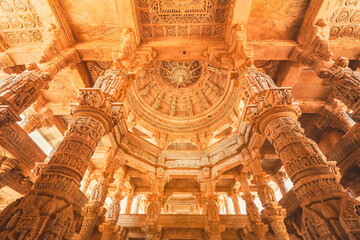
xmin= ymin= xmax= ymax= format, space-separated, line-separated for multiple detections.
xmin=0 ymin=0 xmax=360 ymax=238
xmin=1 ymin=0 xmax=358 ymax=180
xmin=125 ymin=60 xmax=241 ymax=148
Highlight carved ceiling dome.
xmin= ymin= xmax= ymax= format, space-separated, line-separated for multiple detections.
xmin=125 ymin=60 xmax=241 ymax=147
xmin=159 ymin=61 xmax=202 ymax=88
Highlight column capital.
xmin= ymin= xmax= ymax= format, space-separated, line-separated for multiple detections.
xmin=71 ymin=88 xmax=126 ymax=134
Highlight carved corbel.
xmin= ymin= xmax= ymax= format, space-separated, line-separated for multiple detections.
xmin=0 ymin=157 xmax=17 ymax=179
xmin=206 ymin=24 xmax=253 ymax=69
xmin=112 ymin=29 xmax=157 ymax=76
xmin=290 ymin=19 xmax=333 ymax=72
xmin=0 ymin=53 xmax=16 ymax=70
xmin=316 ymin=99 xmax=355 ymax=133
xmin=0 ymin=35 xmax=9 ymax=52
xmin=290 ymin=20 xmax=360 ymax=121
xmin=39 ymin=23 xmax=73 ymax=64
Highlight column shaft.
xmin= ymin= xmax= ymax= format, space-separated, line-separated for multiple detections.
xmin=231 ymin=195 xmax=241 ymax=214
xmin=241 ymin=63 xmax=360 ymax=239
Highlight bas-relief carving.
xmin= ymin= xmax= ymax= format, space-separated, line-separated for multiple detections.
xmin=329 ymin=0 xmax=360 ymax=39
xmin=0 ymin=0 xmax=43 ymax=46
xmin=126 ymin=59 xmax=241 ymax=148
xmin=135 ymin=0 xmax=231 ymax=39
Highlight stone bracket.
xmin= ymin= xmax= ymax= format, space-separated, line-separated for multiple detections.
xmin=0 ymin=105 xmax=22 ymax=128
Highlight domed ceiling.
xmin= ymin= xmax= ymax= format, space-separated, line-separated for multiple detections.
xmin=125 ymin=60 xmax=242 ymax=149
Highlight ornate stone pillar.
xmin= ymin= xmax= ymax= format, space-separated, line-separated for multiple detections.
xmin=254 ymin=173 xmax=289 ymax=240
xmin=125 ymin=193 xmax=134 ymax=214
xmin=99 ymin=192 xmax=123 ymax=240
xmin=315 ymin=58 xmax=360 ymax=121
xmin=239 ymin=172 xmax=267 ymax=240
xmin=205 ymin=221 xmax=225 ymax=240
xmin=78 ymin=172 xmax=113 ymax=240
xmin=204 ymin=195 xmax=225 ymax=240
xmin=243 ymin=149 xmax=290 ymax=240
xmin=0 ymin=66 xmax=51 ymax=128
xmin=100 ymin=167 xmax=127 ymax=240
xmin=80 ymin=170 xmax=94 ymax=194
xmin=231 ymin=193 xmax=241 ymax=214
xmin=142 ymin=194 xmax=162 ymax=240
xmin=317 ymin=99 xmax=355 ymax=133
xmin=271 ymin=171 xmax=288 ymax=197
xmin=291 ymin=22 xmax=360 ymax=121
xmin=240 ymin=60 xmax=360 ymax=239
xmin=0 ymin=50 xmax=79 ymax=129
xmin=0 ymin=79 xmax=125 ymax=239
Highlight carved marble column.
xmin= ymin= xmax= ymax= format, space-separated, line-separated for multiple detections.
xmin=100 ymin=168 xmax=127 ymax=240
xmin=317 ymin=99 xmax=355 ymax=133
xmin=0 ymin=82 xmax=124 ymax=239
xmin=78 ymin=173 xmax=113 ymax=240
xmin=315 ymin=58 xmax=360 ymax=121
xmin=205 ymin=221 xmax=225 ymax=240
xmin=239 ymin=172 xmax=267 ymax=240
xmin=80 ymin=170 xmax=94 ymax=194
xmin=243 ymin=149 xmax=289 ymax=240
xmin=291 ymin=21 xmax=360 ymax=122
xmin=254 ymin=173 xmax=289 ymax=240
xmin=99 ymin=192 xmax=123 ymax=240
xmin=240 ymin=61 xmax=360 ymax=239
xmin=231 ymin=194 xmax=241 ymax=214
xmin=125 ymin=193 xmax=134 ymax=214
xmin=0 ymin=50 xmax=79 ymax=129
xmin=271 ymin=172 xmax=288 ymax=197
xmin=204 ymin=195 xmax=225 ymax=240
xmin=142 ymin=194 xmax=162 ymax=240
xmin=0 ymin=66 xmax=51 ymax=128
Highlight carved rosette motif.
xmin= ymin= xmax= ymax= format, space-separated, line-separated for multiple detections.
xmin=329 ymin=0 xmax=360 ymax=40
xmin=241 ymin=65 xmax=360 ymax=239
xmin=0 ymin=0 xmax=44 ymax=46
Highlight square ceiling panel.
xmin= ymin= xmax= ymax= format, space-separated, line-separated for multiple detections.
xmin=134 ymin=0 xmax=232 ymax=40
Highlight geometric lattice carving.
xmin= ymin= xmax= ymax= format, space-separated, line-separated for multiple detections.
xmin=135 ymin=0 xmax=231 ymax=39
xmin=329 ymin=0 xmax=360 ymax=39
xmin=0 ymin=0 xmax=43 ymax=46
xmin=160 ymin=61 xmax=202 ymax=88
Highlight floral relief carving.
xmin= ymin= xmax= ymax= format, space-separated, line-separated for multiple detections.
xmin=135 ymin=0 xmax=231 ymax=39
xmin=0 ymin=0 xmax=43 ymax=46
